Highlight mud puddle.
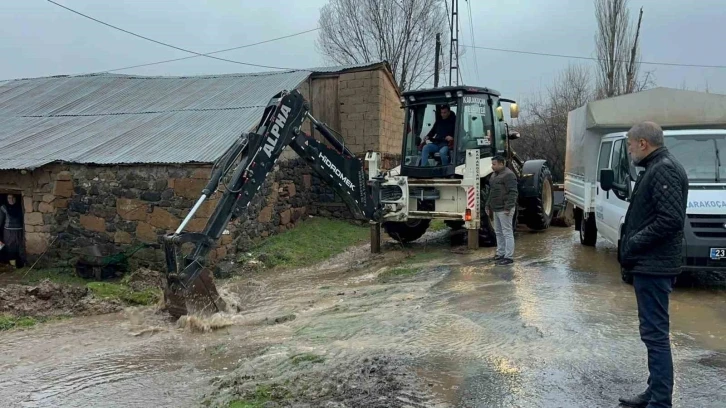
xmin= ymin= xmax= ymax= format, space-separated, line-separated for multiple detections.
xmin=2 ymin=226 xmax=725 ymax=407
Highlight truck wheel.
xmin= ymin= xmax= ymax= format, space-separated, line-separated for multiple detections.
xmin=445 ymin=220 xmax=465 ymax=230
xmin=383 ymin=219 xmax=430 ymax=243
xmin=579 ymin=213 xmax=597 ymax=246
xmin=523 ymin=164 xmax=555 ymax=230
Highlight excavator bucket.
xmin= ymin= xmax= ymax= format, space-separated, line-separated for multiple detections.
xmin=163 ymin=267 xmax=227 ymax=318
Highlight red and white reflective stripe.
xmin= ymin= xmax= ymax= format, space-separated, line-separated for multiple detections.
xmin=467 ymin=187 xmax=476 ymax=209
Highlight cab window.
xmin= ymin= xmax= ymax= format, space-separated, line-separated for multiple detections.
xmin=611 ymin=139 xmax=630 ymax=186
xmin=402 ymin=102 xmax=458 ymax=164
xmin=597 ymin=141 xmax=613 ymax=181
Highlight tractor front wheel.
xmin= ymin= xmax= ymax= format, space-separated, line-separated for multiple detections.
xmin=522 ymin=164 xmax=555 ymax=230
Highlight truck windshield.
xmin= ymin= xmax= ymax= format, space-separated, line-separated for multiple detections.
xmin=664 ymin=133 xmax=725 ymax=182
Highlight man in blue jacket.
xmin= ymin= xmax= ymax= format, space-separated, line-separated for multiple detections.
xmin=618 ymin=122 xmax=688 ymax=408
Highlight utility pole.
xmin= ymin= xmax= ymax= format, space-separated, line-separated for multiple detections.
xmin=434 ymin=33 xmax=441 ymax=88
xmin=625 ymin=7 xmax=644 ymax=94
xmin=449 ymin=0 xmax=459 ymax=86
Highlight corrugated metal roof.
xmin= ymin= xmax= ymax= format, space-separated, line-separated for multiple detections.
xmin=0 ymin=69 xmax=313 ymax=170
xmin=0 ymin=61 xmax=389 ymax=170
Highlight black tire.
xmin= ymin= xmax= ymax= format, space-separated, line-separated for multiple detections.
xmin=445 ymin=220 xmax=465 ymax=230
xmin=523 ymin=164 xmax=555 ymax=230
xmin=383 ymin=219 xmax=431 ymax=243
xmin=579 ymin=212 xmax=597 ymax=246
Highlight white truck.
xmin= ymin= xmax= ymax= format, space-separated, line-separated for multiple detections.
xmin=563 ymin=87 xmax=726 ymax=283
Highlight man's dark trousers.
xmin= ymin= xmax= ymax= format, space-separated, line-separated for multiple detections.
xmin=633 ymin=274 xmax=677 ymax=408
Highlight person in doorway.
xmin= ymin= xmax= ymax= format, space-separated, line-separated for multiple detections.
xmin=0 ymin=194 xmax=26 ymax=269
xmin=419 ymin=105 xmax=456 ymax=166
xmin=618 ymin=122 xmax=688 ymax=408
xmin=487 ymin=155 xmax=518 ymax=265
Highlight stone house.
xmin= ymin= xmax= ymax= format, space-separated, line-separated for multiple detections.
xmin=0 ymin=61 xmax=404 ymax=268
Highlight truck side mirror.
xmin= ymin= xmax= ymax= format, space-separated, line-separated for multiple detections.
xmin=508 ymin=131 xmax=521 ymax=140
xmin=510 ymin=103 xmax=519 ymax=119
xmin=600 ymin=169 xmax=614 ymax=191
xmin=496 ymin=106 xmax=504 ymax=121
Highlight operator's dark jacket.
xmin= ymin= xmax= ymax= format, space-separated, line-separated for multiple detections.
xmin=487 ymin=167 xmax=518 ymax=212
xmin=619 ymin=147 xmax=689 ymax=277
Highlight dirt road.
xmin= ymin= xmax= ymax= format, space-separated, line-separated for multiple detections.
xmin=1 ymin=227 xmax=725 ymax=407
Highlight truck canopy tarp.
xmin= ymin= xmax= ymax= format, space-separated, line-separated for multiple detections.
xmin=584 ymin=87 xmax=726 ymax=131
xmin=566 ymin=87 xmax=726 ymax=180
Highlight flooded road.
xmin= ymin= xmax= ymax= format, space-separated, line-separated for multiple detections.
xmin=1 ymin=226 xmax=725 ymax=407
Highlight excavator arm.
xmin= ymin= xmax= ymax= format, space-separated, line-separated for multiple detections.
xmin=161 ymin=89 xmax=384 ymax=318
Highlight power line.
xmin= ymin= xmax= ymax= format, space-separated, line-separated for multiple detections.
xmin=460 ymin=44 xmax=726 ymax=69
xmin=94 ymin=28 xmax=320 ymax=74
xmin=46 ymin=0 xmax=298 ymax=70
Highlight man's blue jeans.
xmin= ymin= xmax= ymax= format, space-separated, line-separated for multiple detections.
xmin=421 ymin=142 xmax=450 ymax=166
xmin=633 ymin=274 xmax=677 ymax=408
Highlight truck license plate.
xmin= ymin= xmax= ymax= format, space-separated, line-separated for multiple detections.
xmin=711 ymin=248 xmax=726 ymax=260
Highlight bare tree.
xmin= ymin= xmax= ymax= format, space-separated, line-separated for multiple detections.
xmin=594 ymin=0 xmax=653 ymax=98
xmin=316 ymin=0 xmax=450 ymax=91
xmin=512 ymin=64 xmax=594 ymax=181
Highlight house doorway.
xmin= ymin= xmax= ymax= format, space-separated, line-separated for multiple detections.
xmin=0 ymin=191 xmax=26 ymax=269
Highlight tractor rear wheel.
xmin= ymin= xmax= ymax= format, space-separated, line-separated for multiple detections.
xmin=445 ymin=220 xmax=465 ymax=230
xmin=523 ymin=164 xmax=555 ymax=230
xmin=383 ymin=219 xmax=430 ymax=243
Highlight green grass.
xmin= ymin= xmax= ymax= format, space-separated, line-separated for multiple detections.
xmin=290 ymin=352 xmax=325 ymax=366
xmin=0 ymin=314 xmax=70 ymax=331
xmin=0 ymin=315 xmax=39 ymax=331
xmin=404 ymin=250 xmax=443 ymax=264
xmin=6 ymin=267 xmax=161 ymax=307
xmin=377 ymin=267 xmax=417 ymax=283
xmin=429 ymin=219 xmax=448 ymax=232
xmin=375 ymin=249 xmax=445 ymax=283
xmin=9 ymin=267 xmax=87 ymax=286
xmin=86 ymin=282 xmax=160 ymax=306
xmin=240 ymin=218 xmax=369 ymax=269
xmin=228 ymin=384 xmax=292 ymax=408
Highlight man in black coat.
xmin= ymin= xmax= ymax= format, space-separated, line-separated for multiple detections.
xmin=618 ymin=122 xmax=688 ymax=408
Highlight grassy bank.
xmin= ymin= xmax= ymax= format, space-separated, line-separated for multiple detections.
xmin=7 ymin=268 xmax=161 ymax=305
xmin=377 ymin=248 xmax=445 ymax=283
xmin=5 ymin=267 xmax=161 ymax=306
xmin=240 ymin=217 xmax=369 ymax=269
xmin=85 ymin=282 xmax=160 ymax=306
xmin=0 ymin=314 xmax=69 ymax=331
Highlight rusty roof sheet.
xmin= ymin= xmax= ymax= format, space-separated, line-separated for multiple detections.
xmin=0 ymin=61 xmax=390 ymax=170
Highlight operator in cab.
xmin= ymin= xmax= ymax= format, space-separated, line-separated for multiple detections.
xmin=419 ymin=105 xmax=456 ymax=166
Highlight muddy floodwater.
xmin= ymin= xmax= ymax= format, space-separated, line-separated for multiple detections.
xmin=1 ymin=227 xmax=725 ymax=407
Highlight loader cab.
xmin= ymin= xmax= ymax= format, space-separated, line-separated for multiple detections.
xmin=399 ymin=86 xmax=515 ymax=178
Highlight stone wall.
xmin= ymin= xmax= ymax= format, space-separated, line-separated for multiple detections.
xmin=0 ymin=161 xmax=314 ymax=269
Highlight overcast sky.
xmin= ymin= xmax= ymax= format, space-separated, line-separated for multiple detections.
xmin=2 ymin=0 xmax=725 ymax=104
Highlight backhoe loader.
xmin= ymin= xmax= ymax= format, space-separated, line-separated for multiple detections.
xmin=161 ymin=85 xmax=554 ymax=318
